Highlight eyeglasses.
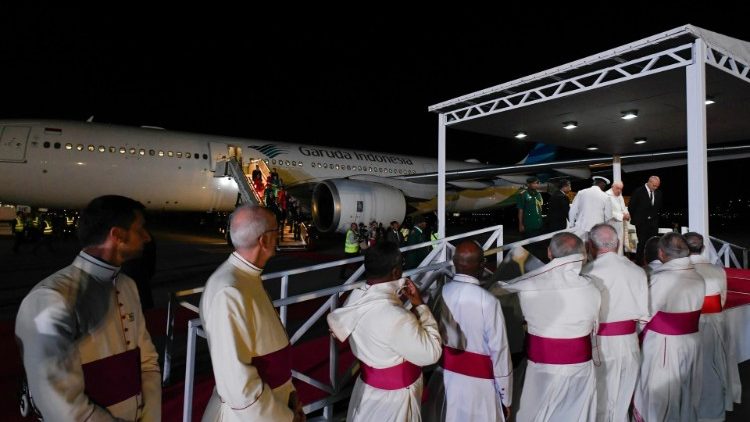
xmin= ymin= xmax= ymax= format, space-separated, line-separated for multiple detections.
xmin=258 ymin=227 xmax=279 ymax=240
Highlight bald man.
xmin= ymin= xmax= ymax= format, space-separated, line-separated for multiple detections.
xmin=582 ymin=224 xmax=648 ymax=422
xmin=605 ymin=181 xmax=630 ymax=255
xmin=423 ymin=241 xmax=512 ymax=421
xmin=200 ymin=206 xmax=304 ymax=421
xmin=628 ymin=176 xmax=662 ymax=262
xmin=500 ymin=232 xmax=601 ymax=421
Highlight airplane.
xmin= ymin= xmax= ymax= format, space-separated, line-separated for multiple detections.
xmin=2 ymin=119 xmax=749 ymax=234
xmin=0 ymin=119 xmax=565 ymax=233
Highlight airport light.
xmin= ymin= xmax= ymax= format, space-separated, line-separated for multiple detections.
xmin=705 ymin=97 xmax=715 ymax=105
xmin=586 ymin=144 xmax=599 ymax=151
xmin=620 ymin=110 xmax=638 ymax=120
xmin=515 ymin=131 xmax=528 ymax=139
xmin=634 ymin=138 xmax=648 ymax=145
xmin=562 ymin=121 xmax=578 ymax=130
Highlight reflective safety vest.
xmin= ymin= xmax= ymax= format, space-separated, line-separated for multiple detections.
xmin=15 ymin=217 xmax=25 ymax=233
xmin=43 ymin=220 xmax=53 ymax=235
xmin=344 ymin=229 xmax=359 ymax=253
xmin=31 ymin=217 xmax=40 ymax=229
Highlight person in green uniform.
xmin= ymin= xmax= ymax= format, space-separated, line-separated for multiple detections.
xmin=517 ymin=176 xmax=544 ymax=239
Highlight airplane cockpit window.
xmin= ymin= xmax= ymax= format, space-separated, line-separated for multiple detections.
xmin=159 ymin=150 xmax=164 ymax=157
xmin=54 ymin=142 xmax=61 ymax=149
xmin=139 ymin=149 xmax=146 ymax=156
xmin=149 ymin=149 xmax=155 ymax=156
xmin=76 ymin=144 xmax=84 ymax=151
xmin=65 ymin=143 xmax=72 ymax=150
xmin=98 ymin=146 xmax=105 ymax=152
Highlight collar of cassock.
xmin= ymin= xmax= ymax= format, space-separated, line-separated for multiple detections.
xmin=512 ymin=253 xmax=585 ymax=284
xmin=651 ymin=256 xmax=694 ymax=275
xmin=230 ymin=252 xmax=263 ymax=275
xmin=452 ymin=273 xmax=481 ymax=286
xmin=74 ymin=251 xmax=120 ymax=284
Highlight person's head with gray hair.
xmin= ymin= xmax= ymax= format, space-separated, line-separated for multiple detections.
xmin=229 ymin=205 xmax=278 ymax=267
xmin=683 ymin=232 xmax=705 ymax=255
xmin=643 ymin=235 xmax=662 ymax=266
xmin=548 ymin=232 xmax=585 ymax=260
xmin=657 ymin=232 xmax=689 ymax=262
xmin=588 ymin=223 xmax=619 ymax=256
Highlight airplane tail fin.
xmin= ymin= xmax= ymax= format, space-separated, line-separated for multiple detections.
xmin=517 ymin=143 xmax=557 ymax=165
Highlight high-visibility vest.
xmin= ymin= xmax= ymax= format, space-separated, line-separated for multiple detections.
xmin=344 ymin=229 xmax=359 ymax=253
xmin=43 ymin=219 xmax=53 ymax=235
xmin=14 ymin=217 xmax=25 ymax=233
xmin=31 ymin=217 xmax=40 ymax=229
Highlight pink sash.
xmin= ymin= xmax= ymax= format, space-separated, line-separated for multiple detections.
xmin=526 ymin=333 xmax=592 ymax=364
xmin=441 ymin=345 xmax=494 ymax=379
xmin=82 ymin=347 xmax=142 ymax=407
xmin=701 ymin=294 xmax=722 ymax=314
xmin=597 ymin=320 xmax=636 ymax=336
xmin=639 ymin=310 xmax=700 ymax=344
xmin=360 ymin=360 xmax=421 ymax=390
xmin=252 ymin=344 xmax=292 ymax=388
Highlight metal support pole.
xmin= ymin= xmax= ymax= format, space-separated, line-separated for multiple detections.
xmin=437 ymin=113 xmax=447 ymax=262
xmin=612 ymin=155 xmax=622 ymax=182
xmin=686 ymin=38 xmax=710 ymax=256
xmin=280 ymin=275 xmax=289 ymax=327
xmin=162 ymin=293 xmax=175 ymax=385
xmin=183 ymin=319 xmax=200 ymax=422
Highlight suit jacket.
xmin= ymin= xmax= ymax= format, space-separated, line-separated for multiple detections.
xmin=628 ymin=184 xmax=662 ymax=227
xmin=547 ymin=190 xmax=570 ymax=231
xmin=386 ymin=228 xmax=404 ymax=246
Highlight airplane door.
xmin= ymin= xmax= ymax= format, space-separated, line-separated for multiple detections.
xmin=209 ymin=142 xmax=229 ymax=172
xmin=0 ymin=126 xmax=30 ymax=162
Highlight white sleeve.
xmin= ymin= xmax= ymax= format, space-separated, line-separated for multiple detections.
xmin=388 ymin=305 xmax=443 ymax=366
xmin=484 ymin=293 xmax=512 ymax=408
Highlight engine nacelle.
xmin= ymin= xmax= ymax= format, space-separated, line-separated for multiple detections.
xmin=312 ymin=179 xmax=406 ymax=233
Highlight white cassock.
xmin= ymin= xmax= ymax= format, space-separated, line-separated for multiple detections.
xmin=633 ymin=257 xmax=705 ymax=422
xmin=200 ymin=253 xmax=297 ymax=421
xmin=582 ymin=252 xmax=648 ymax=422
xmin=327 ymin=278 xmax=442 ymax=422
xmin=501 ymin=253 xmax=601 ymax=422
xmin=691 ymin=254 xmax=742 ymax=421
xmin=422 ymin=273 xmax=512 ymax=421
xmin=605 ymin=189 xmax=629 ymax=255
xmin=568 ymin=186 xmax=611 ymax=238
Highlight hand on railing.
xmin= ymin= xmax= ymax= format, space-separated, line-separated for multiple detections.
xmin=398 ymin=278 xmax=423 ymax=307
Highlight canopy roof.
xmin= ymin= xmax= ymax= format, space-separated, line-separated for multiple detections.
xmin=429 ymin=25 xmax=750 ymax=155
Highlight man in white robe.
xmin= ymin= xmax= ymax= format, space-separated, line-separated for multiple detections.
xmin=16 ymin=195 xmax=161 ymax=421
xmin=327 ymin=241 xmax=442 ymax=422
xmin=423 ymin=241 xmax=512 ymax=421
xmin=685 ymin=232 xmax=741 ymax=421
xmin=200 ymin=206 xmax=305 ymax=422
xmin=605 ymin=181 xmax=630 ymax=255
xmin=499 ymin=232 xmax=601 ymax=421
xmin=569 ymin=176 xmax=612 ymax=239
xmin=633 ymin=233 xmax=705 ymax=422
xmin=581 ymin=224 xmax=648 ymax=422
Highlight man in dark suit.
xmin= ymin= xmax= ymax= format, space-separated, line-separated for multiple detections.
xmin=628 ymin=175 xmax=662 ymax=262
xmin=547 ymin=179 xmax=571 ymax=232
xmin=386 ymin=220 xmax=405 ymax=246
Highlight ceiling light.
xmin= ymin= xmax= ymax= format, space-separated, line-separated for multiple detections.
xmin=514 ymin=131 xmax=527 ymax=139
xmin=705 ymin=97 xmax=715 ymax=105
xmin=562 ymin=121 xmax=578 ymax=130
xmin=586 ymin=144 xmax=599 ymax=151
xmin=634 ymin=138 xmax=647 ymax=145
xmin=621 ymin=110 xmax=638 ymax=120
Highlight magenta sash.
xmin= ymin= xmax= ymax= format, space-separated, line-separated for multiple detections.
xmin=526 ymin=333 xmax=592 ymax=364
xmin=252 ymin=344 xmax=292 ymax=389
xmin=701 ymin=295 xmax=722 ymax=314
xmin=441 ymin=345 xmax=494 ymax=379
xmin=639 ymin=310 xmax=700 ymax=344
xmin=82 ymin=347 xmax=142 ymax=407
xmin=360 ymin=360 xmax=421 ymax=390
xmin=597 ymin=320 xmax=637 ymax=336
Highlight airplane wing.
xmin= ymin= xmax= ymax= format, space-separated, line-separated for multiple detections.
xmin=397 ymin=144 xmax=750 ymax=183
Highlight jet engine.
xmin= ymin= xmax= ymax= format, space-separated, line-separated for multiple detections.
xmin=312 ymin=179 xmax=407 ymax=233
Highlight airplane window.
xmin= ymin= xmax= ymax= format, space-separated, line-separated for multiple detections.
xmin=311 ymin=162 xmax=315 ymax=167
xmin=98 ymin=146 xmax=105 ymax=153
xmin=346 ymin=165 xmax=351 ymax=170
xmin=323 ymin=163 xmax=328 ymax=168
xmin=109 ymin=146 xmax=116 ymax=153
xmin=54 ymin=142 xmax=61 ymax=149
xmin=368 ymin=166 xmax=372 ymax=172
xmin=185 ymin=152 xmax=191 ymax=158
xmin=272 ymin=159 xmax=276 ymax=165
xmin=129 ymin=148 xmax=136 ymax=155
xmin=87 ymin=145 xmax=94 ymax=151
xmin=329 ymin=163 xmax=333 ymax=168
xmin=203 ymin=154 xmax=208 ymax=160
xmin=285 ymin=160 xmax=290 ymax=166
xmin=76 ymin=144 xmax=84 ymax=151
xmin=119 ymin=147 xmax=126 ymax=154
xmin=298 ymin=162 xmax=303 ymax=167
xmin=139 ymin=149 xmax=145 ymax=156
xmin=195 ymin=153 xmax=200 ymax=159
xmin=65 ymin=143 xmax=72 ymax=150
xmin=177 ymin=152 xmax=182 ymax=158
xmin=168 ymin=151 xmax=174 ymax=157
xmin=149 ymin=149 xmax=155 ymax=156
xmin=335 ymin=164 xmax=339 ymax=170
xmin=291 ymin=161 xmax=296 ymax=166
xmin=317 ymin=163 xmax=322 ymax=168
xmin=264 ymin=159 xmax=268 ymax=164
xmin=43 ymin=142 xmax=50 ymax=148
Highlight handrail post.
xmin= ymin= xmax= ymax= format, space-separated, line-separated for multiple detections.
xmin=162 ymin=292 xmax=176 ymax=385
xmin=183 ymin=319 xmax=200 ymax=422
xmin=325 ymin=297 xmax=339 ymax=420
xmin=280 ymin=275 xmax=289 ymax=327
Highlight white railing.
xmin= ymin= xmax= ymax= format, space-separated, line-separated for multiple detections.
xmin=710 ymin=236 xmax=749 ymax=269
xmin=172 ymin=224 xmax=511 ymax=421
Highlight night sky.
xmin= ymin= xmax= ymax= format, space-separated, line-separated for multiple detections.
xmin=2 ymin=6 xmax=749 ymax=225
